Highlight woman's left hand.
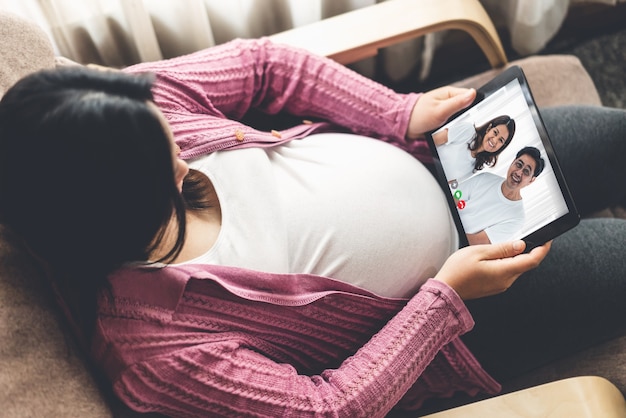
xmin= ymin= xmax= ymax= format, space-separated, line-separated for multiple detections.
xmin=406 ymin=86 xmax=476 ymax=140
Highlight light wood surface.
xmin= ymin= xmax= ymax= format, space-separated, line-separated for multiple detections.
xmin=269 ymin=0 xmax=507 ymax=68
xmin=422 ymin=376 xmax=626 ymax=417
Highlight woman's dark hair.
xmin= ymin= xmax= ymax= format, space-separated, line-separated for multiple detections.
xmin=469 ymin=115 xmax=516 ymax=172
xmin=182 ymin=168 xmax=218 ymax=211
xmin=0 ymin=66 xmax=187 ymax=335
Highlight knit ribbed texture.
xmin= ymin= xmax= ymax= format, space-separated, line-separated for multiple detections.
xmin=124 ymin=38 xmax=430 ymax=163
xmin=94 ymin=265 xmax=500 ymax=417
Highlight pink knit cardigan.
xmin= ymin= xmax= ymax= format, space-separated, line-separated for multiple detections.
xmin=94 ymin=38 xmax=500 ymax=417
xmin=125 ymin=37 xmax=432 ymax=161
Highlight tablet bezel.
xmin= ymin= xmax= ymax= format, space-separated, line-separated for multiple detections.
xmin=425 ymin=66 xmax=580 ymax=250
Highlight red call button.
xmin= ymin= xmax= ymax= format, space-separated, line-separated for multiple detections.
xmin=457 ymin=200 xmax=466 ymax=210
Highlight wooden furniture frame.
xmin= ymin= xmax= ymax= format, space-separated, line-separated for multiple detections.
xmin=269 ymin=0 xmax=507 ymax=68
xmin=423 ymin=376 xmax=626 ymax=418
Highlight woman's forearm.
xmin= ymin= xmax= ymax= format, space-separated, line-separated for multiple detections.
xmin=108 ymin=280 xmax=475 ymax=417
xmin=125 ymin=38 xmax=420 ymax=143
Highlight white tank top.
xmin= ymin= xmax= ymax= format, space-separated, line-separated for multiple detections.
xmin=184 ymin=133 xmax=458 ymax=298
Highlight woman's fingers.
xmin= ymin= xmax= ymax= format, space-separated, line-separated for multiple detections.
xmin=434 ymin=240 xmax=552 ymax=300
xmin=433 ymin=87 xmax=476 ymax=124
xmin=441 ymin=86 xmax=476 ymax=99
xmin=407 ymin=87 xmax=476 ymax=139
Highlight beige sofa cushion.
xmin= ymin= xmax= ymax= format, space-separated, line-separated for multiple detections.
xmin=452 ymin=54 xmax=602 ymax=108
xmin=0 ymin=227 xmax=112 ymax=417
xmin=0 ymin=12 xmax=55 ymax=97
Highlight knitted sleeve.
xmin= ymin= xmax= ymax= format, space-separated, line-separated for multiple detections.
xmin=106 ymin=280 xmax=480 ymax=417
xmin=124 ymin=38 xmax=428 ymax=160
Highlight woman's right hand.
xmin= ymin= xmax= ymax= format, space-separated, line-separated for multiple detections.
xmin=406 ymin=86 xmax=476 ymax=140
xmin=434 ymin=240 xmax=551 ymax=300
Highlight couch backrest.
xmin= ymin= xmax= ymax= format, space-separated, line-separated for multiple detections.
xmin=0 ymin=11 xmax=55 ymax=98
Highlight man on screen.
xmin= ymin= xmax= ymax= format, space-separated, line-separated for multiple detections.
xmin=454 ymin=146 xmax=545 ymax=245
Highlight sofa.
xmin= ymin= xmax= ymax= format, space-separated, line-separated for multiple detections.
xmin=1 ymin=7 xmax=625 ymax=417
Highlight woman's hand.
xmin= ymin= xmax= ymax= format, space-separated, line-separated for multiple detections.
xmin=434 ymin=240 xmax=552 ymax=300
xmin=407 ymin=86 xmax=476 ymax=140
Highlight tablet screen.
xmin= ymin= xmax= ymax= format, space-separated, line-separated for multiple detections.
xmin=427 ymin=66 xmax=579 ymax=248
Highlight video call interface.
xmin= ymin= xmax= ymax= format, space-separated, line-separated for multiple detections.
xmin=432 ymin=79 xmax=569 ymax=244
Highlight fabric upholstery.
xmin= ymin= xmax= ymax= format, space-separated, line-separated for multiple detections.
xmin=0 ymin=227 xmax=112 ymax=417
xmin=452 ymin=54 xmax=602 ymax=108
xmin=0 ymin=12 xmax=55 ymax=96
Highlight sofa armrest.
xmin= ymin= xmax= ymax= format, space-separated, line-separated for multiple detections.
xmin=269 ymin=0 xmax=507 ymax=68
